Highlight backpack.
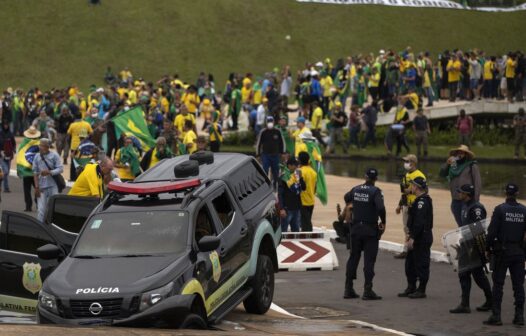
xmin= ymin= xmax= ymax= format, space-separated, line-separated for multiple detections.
xmin=3 ymin=138 xmax=15 ymax=159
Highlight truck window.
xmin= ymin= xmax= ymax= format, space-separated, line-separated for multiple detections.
xmin=195 ymin=206 xmax=216 ymax=243
xmin=6 ymin=219 xmax=55 ymax=255
xmin=211 ymin=191 xmax=235 ymax=230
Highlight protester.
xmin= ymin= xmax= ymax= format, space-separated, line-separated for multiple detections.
xmin=140 ymin=136 xmax=173 ymax=171
xmin=68 ymin=158 xmax=114 ymax=198
xmin=0 ymin=122 xmax=16 ymax=192
xmin=115 ymin=136 xmax=141 ymax=181
xmin=183 ymin=120 xmax=197 ymax=154
xmin=326 ymin=101 xmax=348 ymax=154
xmin=412 ymin=108 xmax=431 ymax=158
xmin=278 ymin=157 xmax=306 ymax=232
xmin=298 ymin=151 xmax=317 ymax=232
xmin=55 ymin=106 xmax=74 ymax=164
xmin=439 ymin=145 xmax=482 ymax=226
xmin=32 ymin=138 xmax=64 ymax=222
xmin=456 ymin=109 xmax=473 ymax=146
xmin=256 ymin=116 xmax=285 ymax=189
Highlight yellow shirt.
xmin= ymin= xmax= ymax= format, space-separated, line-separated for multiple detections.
xmin=128 ymin=90 xmax=138 ymax=104
xmin=183 ymin=130 xmax=197 ymax=154
xmin=320 ymin=76 xmax=333 ymax=97
xmin=242 ymin=77 xmax=252 ymax=87
xmin=115 ymin=149 xmax=135 ymax=180
xmin=404 ymin=169 xmax=426 ymax=206
xmin=311 ymin=107 xmax=323 ymax=130
xmin=408 ymin=93 xmax=419 ymax=109
xmin=182 ymin=93 xmax=200 ymax=114
xmin=79 ymin=99 xmax=87 ymax=119
xmin=149 ymin=148 xmax=160 ymax=169
xmin=174 ymin=114 xmax=196 ymax=138
xmin=292 ymin=127 xmax=311 ymax=157
xmin=300 ymin=165 xmax=317 ymax=206
xmin=483 ymin=61 xmax=494 ymax=80
xmin=117 ymin=87 xmax=127 ymax=100
xmin=241 ymin=87 xmax=252 ymax=103
xmin=67 ymin=121 xmax=93 ymax=150
xmin=160 ymin=97 xmax=170 ymax=114
xmin=505 ymin=58 xmax=516 ymax=78
xmin=68 ymin=163 xmax=103 ymax=198
xmin=368 ymin=73 xmax=380 ymax=88
xmin=447 ymin=60 xmax=461 ymax=83
xmin=252 ymin=88 xmax=262 ymax=105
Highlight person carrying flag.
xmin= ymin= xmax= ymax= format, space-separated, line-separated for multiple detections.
xmin=115 ymin=136 xmax=141 ymax=181
xmin=208 ymin=110 xmax=223 ymax=153
xmin=17 ymin=126 xmax=41 ymax=212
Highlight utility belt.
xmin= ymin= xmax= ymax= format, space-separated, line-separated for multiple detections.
xmin=352 ymin=221 xmax=378 ymax=228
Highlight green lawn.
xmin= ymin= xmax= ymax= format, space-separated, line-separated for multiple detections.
xmin=0 ymin=0 xmax=525 ymax=90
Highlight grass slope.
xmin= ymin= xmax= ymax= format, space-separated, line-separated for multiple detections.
xmin=0 ymin=0 xmax=524 ymax=90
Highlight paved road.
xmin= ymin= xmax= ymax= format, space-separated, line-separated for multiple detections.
xmin=274 ymin=242 xmax=523 ymax=336
xmin=1 ymin=176 xmax=524 ymax=335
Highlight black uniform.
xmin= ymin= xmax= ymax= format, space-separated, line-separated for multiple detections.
xmin=405 ymin=193 xmax=433 ymax=294
xmin=486 ymin=198 xmax=526 ymax=319
xmin=456 ymin=199 xmax=492 ymax=310
xmin=344 ymin=183 xmax=386 ymax=293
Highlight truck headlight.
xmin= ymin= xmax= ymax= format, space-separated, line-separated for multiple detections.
xmin=38 ymin=291 xmax=59 ymax=315
xmin=140 ymin=282 xmax=174 ymax=312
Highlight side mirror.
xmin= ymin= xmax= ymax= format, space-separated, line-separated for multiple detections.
xmin=197 ymin=236 xmax=220 ymax=252
xmin=37 ymin=244 xmax=62 ymax=260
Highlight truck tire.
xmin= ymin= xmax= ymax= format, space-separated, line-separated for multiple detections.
xmin=243 ymin=254 xmax=274 ymax=314
xmin=179 ymin=313 xmax=207 ymax=329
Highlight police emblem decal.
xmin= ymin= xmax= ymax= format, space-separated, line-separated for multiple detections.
xmin=209 ymin=251 xmax=221 ymax=283
xmin=22 ymin=262 xmax=42 ymax=294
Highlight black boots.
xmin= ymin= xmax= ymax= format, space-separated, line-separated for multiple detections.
xmin=483 ymin=313 xmax=502 ymax=326
xmin=398 ymin=286 xmax=416 ymax=298
xmin=475 ymin=299 xmax=492 ymax=312
xmin=450 ymin=304 xmax=471 ymax=314
xmin=513 ymin=308 xmax=524 ymax=326
xmin=408 ymin=283 xmax=427 ymax=299
xmin=450 ymin=297 xmax=471 ymax=313
xmin=362 ymin=284 xmax=382 ymax=300
xmin=343 ymin=279 xmax=359 ymax=299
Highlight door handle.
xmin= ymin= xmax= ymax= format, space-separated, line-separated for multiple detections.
xmin=219 ymin=247 xmax=226 ymax=257
xmin=0 ymin=262 xmax=19 ymax=270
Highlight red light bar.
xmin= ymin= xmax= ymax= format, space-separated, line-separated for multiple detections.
xmin=108 ymin=179 xmax=201 ymax=195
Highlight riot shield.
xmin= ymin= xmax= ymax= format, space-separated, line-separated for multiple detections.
xmin=442 ymin=219 xmax=489 ymax=273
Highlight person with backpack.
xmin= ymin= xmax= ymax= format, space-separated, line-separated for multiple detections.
xmin=0 ymin=122 xmax=16 ymax=192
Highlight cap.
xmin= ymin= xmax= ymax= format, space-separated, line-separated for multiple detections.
xmin=365 ymin=168 xmax=378 ymax=180
xmin=286 ymin=157 xmax=299 ymax=166
xmin=296 ymin=116 xmax=306 ymax=124
xmin=505 ymin=183 xmax=519 ymax=195
xmin=457 ymin=184 xmax=475 ymax=197
xmin=410 ymin=176 xmax=427 ymax=190
xmin=266 ymin=116 xmax=274 ymax=122
xmin=379 ymin=49 xmax=385 ymax=54
xmin=403 ymin=154 xmax=418 ymax=164
xmin=335 ymin=101 xmax=342 ymax=107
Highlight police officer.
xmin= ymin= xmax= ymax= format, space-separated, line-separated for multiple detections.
xmin=343 ymin=168 xmax=386 ymax=300
xmin=398 ymin=177 xmax=432 ymax=299
xmin=450 ymin=184 xmax=493 ymax=314
xmin=484 ymin=183 xmax=526 ymax=326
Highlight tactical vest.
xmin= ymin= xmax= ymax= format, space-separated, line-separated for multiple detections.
xmin=351 ymin=184 xmax=380 ymax=225
xmin=460 ymin=200 xmax=486 ymax=227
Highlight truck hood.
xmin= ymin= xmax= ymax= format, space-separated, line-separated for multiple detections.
xmin=44 ymin=253 xmax=188 ymax=298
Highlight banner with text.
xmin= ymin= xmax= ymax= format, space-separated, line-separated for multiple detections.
xmin=296 ymin=0 xmax=526 ymax=12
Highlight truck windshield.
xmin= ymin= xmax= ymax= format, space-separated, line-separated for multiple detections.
xmin=72 ymin=211 xmax=188 ymax=257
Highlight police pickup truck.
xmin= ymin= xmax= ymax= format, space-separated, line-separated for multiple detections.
xmin=0 ymin=152 xmax=281 ymax=328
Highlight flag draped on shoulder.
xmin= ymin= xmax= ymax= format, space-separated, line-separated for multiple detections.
xmin=16 ymin=138 xmax=40 ymax=177
xmin=302 ymin=138 xmax=328 ymax=205
xmin=112 ymin=106 xmax=156 ymax=151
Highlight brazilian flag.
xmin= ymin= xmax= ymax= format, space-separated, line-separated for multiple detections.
xmin=16 ymin=138 xmax=40 ymax=177
xmin=301 ymin=138 xmax=328 ymax=205
xmin=113 ymin=107 xmax=156 ymax=151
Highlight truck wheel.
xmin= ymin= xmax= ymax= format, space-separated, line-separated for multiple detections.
xmin=243 ymin=254 xmax=274 ymax=314
xmin=179 ymin=313 xmax=207 ymax=329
